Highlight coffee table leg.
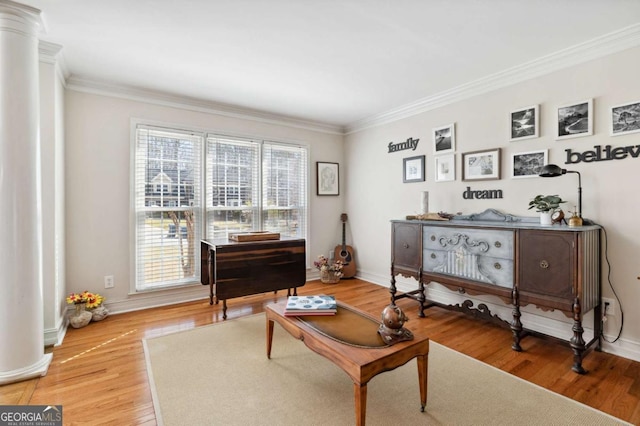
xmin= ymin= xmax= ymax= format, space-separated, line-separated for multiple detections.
xmin=266 ymin=317 xmax=274 ymax=359
xmin=354 ymin=382 xmax=367 ymax=426
xmin=417 ymin=354 xmax=428 ymax=412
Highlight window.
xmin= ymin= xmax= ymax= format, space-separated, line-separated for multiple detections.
xmin=133 ymin=125 xmax=202 ymax=291
xmin=133 ymin=124 xmax=308 ymax=292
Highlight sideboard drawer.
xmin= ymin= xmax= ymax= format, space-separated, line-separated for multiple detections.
xmin=422 ymin=226 xmax=515 ymax=288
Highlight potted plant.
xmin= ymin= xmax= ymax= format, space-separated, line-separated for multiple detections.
xmin=528 ymin=195 xmax=566 ymax=225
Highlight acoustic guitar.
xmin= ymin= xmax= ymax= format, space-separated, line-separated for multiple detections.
xmin=334 ymin=213 xmax=356 ymax=278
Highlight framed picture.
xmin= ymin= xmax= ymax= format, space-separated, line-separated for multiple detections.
xmin=316 ymin=162 xmax=339 ymax=195
xmin=403 ymin=155 xmax=425 ymax=183
xmin=434 ymin=154 xmax=455 ymax=182
xmin=433 ymin=123 xmax=455 ymax=154
xmin=510 ymin=105 xmax=539 ymax=141
xmin=511 ymin=149 xmax=548 ymax=179
xmin=462 ymin=148 xmax=500 ymax=181
xmin=557 ymin=99 xmax=593 ymax=140
xmin=611 ymin=100 xmax=640 ymax=136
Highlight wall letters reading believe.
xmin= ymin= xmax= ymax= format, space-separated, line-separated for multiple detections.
xmin=388 ymin=137 xmax=419 ymax=153
xmin=566 ymin=144 xmax=640 ymax=164
xmin=462 ymin=186 xmax=503 ymax=199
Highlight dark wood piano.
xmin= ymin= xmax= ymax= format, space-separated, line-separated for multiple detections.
xmin=200 ymin=238 xmax=306 ymax=319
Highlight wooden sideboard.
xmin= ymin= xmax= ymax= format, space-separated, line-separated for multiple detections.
xmin=390 ymin=209 xmax=601 ymax=374
xmin=201 ymin=238 xmax=306 ymax=319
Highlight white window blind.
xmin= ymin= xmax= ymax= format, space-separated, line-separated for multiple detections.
xmin=133 ymin=124 xmax=308 ymax=292
xmin=134 ymin=125 xmax=203 ymax=291
xmin=205 ymin=136 xmax=307 ymax=240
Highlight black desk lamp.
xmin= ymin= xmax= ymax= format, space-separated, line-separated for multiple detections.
xmin=538 ymin=164 xmax=582 ymax=219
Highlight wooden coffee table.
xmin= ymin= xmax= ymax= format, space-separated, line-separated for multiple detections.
xmin=265 ymin=301 xmax=429 ymax=426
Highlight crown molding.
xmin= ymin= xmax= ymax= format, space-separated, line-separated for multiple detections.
xmin=65 ymin=76 xmax=344 ymax=135
xmin=345 ymin=23 xmax=640 ymax=135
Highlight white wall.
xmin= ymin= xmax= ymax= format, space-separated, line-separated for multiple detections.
xmin=64 ymin=90 xmax=344 ymax=313
xmin=345 ymin=46 xmax=640 ymax=361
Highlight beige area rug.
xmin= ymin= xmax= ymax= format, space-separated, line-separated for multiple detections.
xmin=143 ymin=314 xmax=629 ymax=426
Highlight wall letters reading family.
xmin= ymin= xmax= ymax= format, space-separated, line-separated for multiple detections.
xmin=388 ymin=137 xmax=419 ymax=153
xmin=462 ymin=186 xmax=503 ymax=199
xmin=566 ymin=144 xmax=640 ymax=164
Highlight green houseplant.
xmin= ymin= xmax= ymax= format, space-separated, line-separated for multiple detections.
xmin=528 ymin=195 xmax=566 ymax=225
xmin=528 ymin=195 xmax=566 ymax=212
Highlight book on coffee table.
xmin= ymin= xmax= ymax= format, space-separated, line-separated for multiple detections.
xmin=284 ymin=295 xmax=337 ymax=316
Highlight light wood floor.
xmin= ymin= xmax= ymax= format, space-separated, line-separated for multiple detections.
xmin=2 ymin=279 xmax=639 ymax=425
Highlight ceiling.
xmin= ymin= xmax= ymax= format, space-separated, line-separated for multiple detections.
xmin=22 ymin=0 xmax=640 ymax=130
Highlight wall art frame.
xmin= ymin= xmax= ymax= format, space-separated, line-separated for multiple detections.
xmin=510 ymin=105 xmax=539 ymax=141
xmin=462 ymin=148 xmax=501 ymax=181
xmin=433 ymin=123 xmax=455 ymax=154
xmin=434 ymin=154 xmax=455 ymax=182
xmin=316 ymin=161 xmax=339 ymax=196
xmin=403 ymin=155 xmax=425 ymax=183
xmin=610 ymin=100 xmax=640 ymax=136
xmin=511 ymin=149 xmax=548 ymax=179
xmin=557 ymin=99 xmax=593 ymax=140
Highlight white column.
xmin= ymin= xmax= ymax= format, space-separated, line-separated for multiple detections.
xmin=0 ymin=0 xmax=51 ymax=384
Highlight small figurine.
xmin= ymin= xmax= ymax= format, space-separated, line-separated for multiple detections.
xmin=378 ymin=303 xmax=414 ymax=345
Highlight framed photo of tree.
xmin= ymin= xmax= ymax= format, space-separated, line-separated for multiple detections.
xmin=611 ymin=100 xmax=640 ymax=136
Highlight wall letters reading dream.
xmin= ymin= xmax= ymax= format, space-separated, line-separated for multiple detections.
xmin=566 ymin=144 xmax=640 ymax=163
xmin=388 ymin=137 xmax=419 ymax=153
xmin=462 ymin=186 xmax=503 ymax=199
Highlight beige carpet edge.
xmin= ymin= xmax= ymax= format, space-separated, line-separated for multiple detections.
xmin=143 ymin=312 xmax=630 ymax=426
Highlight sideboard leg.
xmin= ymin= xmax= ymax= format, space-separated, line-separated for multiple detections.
xmin=222 ymin=299 xmax=228 ymax=320
xmin=417 ymin=277 xmax=426 ymax=318
xmin=510 ymin=288 xmax=522 ymax=352
xmin=570 ymin=297 xmax=587 ymax=374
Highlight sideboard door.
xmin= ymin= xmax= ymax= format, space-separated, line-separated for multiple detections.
xmin=518 ymin=229 xmax=576 ymax=312
xmin=391 ymin=222 xmax=422 ymax=279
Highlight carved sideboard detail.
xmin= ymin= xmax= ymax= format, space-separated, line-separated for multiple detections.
xmin=390 ymin=211 xmax=601 ymax=374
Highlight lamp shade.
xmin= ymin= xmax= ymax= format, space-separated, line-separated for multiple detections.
xmin=539 ymin=164 xmax=565 ymax=177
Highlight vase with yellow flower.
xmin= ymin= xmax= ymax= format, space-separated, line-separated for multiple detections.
xmin=66 ymin=291 xmax=108 ymax=328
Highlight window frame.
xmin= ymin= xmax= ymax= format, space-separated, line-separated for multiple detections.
xmin=130 ymin=120 xmax=309 ymax=294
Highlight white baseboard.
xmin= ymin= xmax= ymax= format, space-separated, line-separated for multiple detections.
xmin=356 ymin=268 xmax=640 ymax=363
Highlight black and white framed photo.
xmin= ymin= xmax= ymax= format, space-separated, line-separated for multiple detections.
xmin=611 ymin=100 xmax=640 ymax=136
xmin=557 ymin=99 xmax=593 ymax=140
xmin=433 ymin=123 xmax=455 ymax=154
xmin=462 ymin=148 xmax=500 ymax=181
xmin=510 ymin=105 xmax=539 ymax=141
xmin=403 ymin=155 xmax=425 ymax=183
xmin=434 ymin=154 xmax=455 ymax=182
xmin=316 ymin=162 xmax=339 ymax=195
xmin=511 ymin=149 xmax=547 ymax=179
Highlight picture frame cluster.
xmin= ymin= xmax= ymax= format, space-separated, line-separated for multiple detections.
xmin=398 ymin=96 xmax=638 ymax=183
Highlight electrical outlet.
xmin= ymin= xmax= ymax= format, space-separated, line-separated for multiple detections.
xmin=603 ymin=297 xmax=615 ymax=316
xmin=104 ymin=275 xmax=115 ymax=289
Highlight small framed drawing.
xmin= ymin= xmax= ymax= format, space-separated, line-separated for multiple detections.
xmin=510 ymin=105 xmax=539 ymax=141
xmin=557 ymin=99 xmax=593 ymax=140
xmin=434 ymin=154 xmax=455 ymax=182
xmin=462 ymin=148 xmax=500 ymax=181
xmin=611 ymin=100 xmax=640 ymax=136
xmin=511 ymin=149 xmax=548 ymax=179
xmin=433 ymin=123 xmax=455 ymax=154
xmin=316 ymin=162 xmax=339 ymax=196
xmin=403 ymin=155 xmax=425 ymax=183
